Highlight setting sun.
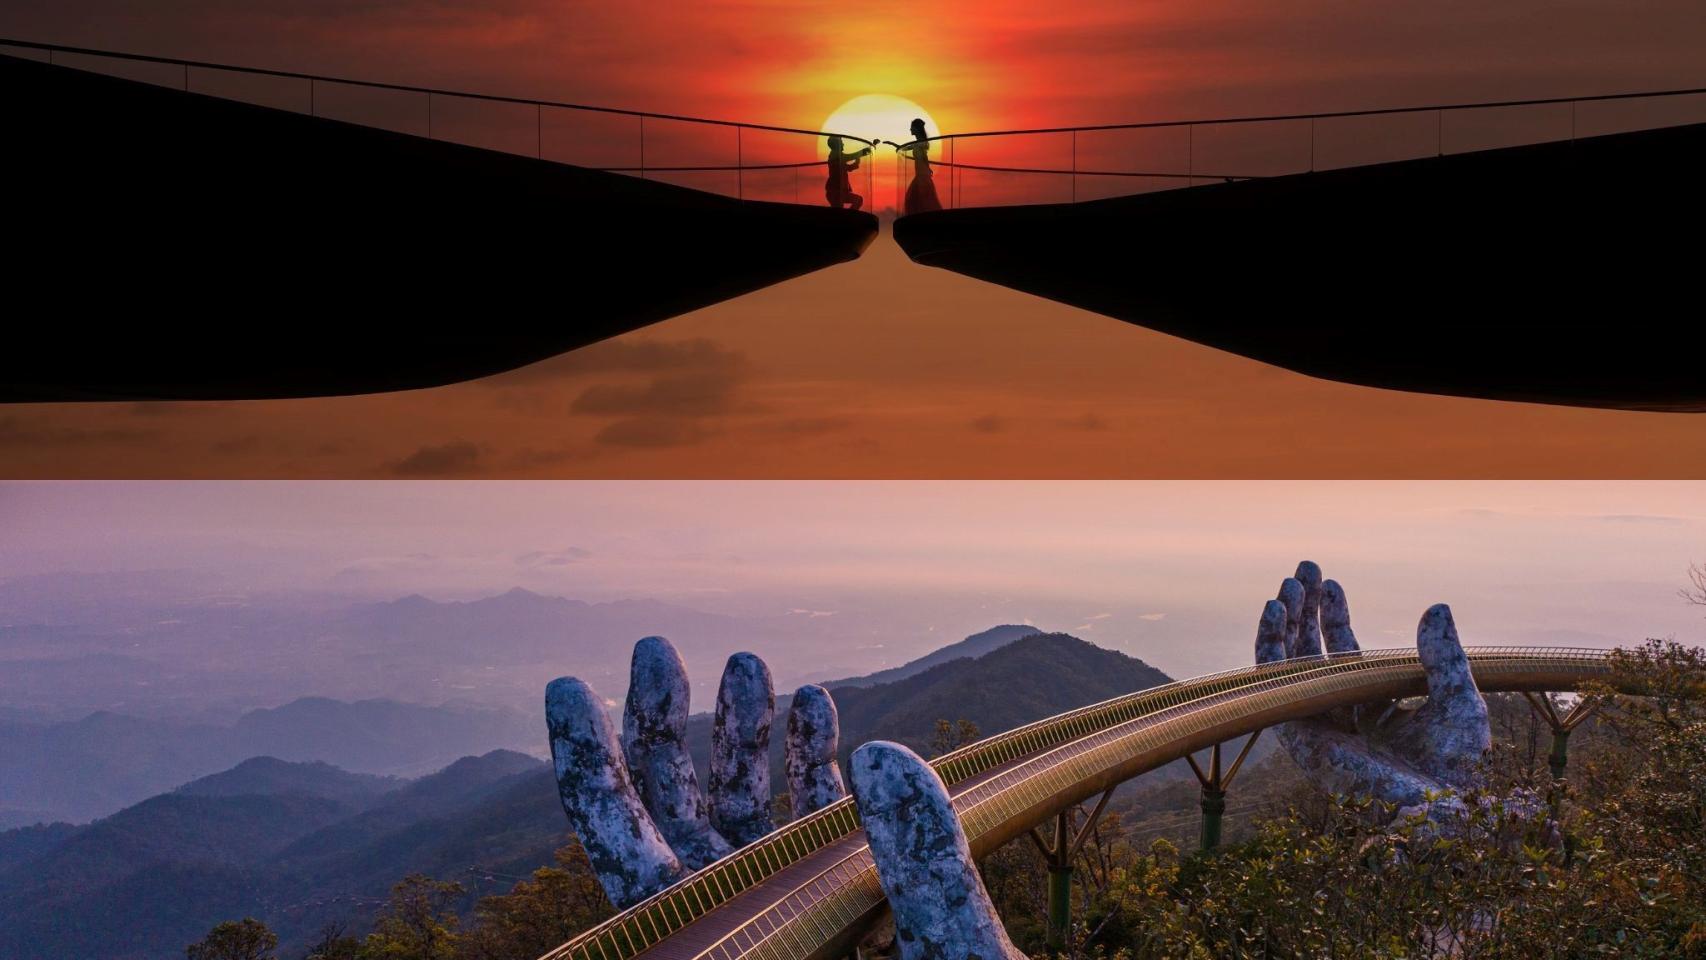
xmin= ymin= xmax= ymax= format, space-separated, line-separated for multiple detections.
xmin=820 ymin=93 xmax=938 ymax=153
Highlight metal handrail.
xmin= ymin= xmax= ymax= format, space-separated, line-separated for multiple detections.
xmin=542 ymin=646 xmax=1616 ymax=960
xmin=692 ymin=647 xmax=1612 ymax=960
xmin=896 ymin=84 xmax=1706 ymax=144
xmin=886 ymin=84 xmax=1706 ymax=207
xmin=0 ymin=37 xmax=876 ymax=147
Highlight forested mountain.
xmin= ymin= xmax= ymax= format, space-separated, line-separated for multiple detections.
xmin=821 ymin=623 xmax=1047 ymax=689
xmin=0 ymin=752 xmax=553 ymax=960
xmin=0 ymin=698 xmax=538 ymax=826
xmin=0 ymin=631 xmax=1179 ymax=959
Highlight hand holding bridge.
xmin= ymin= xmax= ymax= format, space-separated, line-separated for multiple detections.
xmin=1257 ymin=561 xmax=1492 ymax=814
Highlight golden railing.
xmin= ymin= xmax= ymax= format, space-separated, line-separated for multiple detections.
xmin=541 ymin=646 xmax=1614 ymax=960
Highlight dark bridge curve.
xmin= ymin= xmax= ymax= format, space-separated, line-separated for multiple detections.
xmin=1 ymin=49 xmax=876 ymax=401
xmin=893 ymin=120 xmax=1706 ymax=412
xmin=542 ymin=646 xmax=1615 ymax=960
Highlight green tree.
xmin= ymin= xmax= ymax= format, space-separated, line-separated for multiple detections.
xmin=457 ymin=841 xmax=612 ymax=960
xmin=931 ymin=717 xmax=981 ymax=756
xmin=359 ymin=874 xmax=463 ymax=960
xmin=185 ymin=918 xmax=277 ymax=960
xmin=1016 ymin=640 xmax=1706 ymax=959
xmin=304 ymin=921 xmax=362 ymax=960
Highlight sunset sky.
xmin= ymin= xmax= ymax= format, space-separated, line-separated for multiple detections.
xmin=5 ymin=1 xmax=1706 ymax=477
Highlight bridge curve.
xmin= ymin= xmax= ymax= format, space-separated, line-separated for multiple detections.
xmin=1 ymin=40 xmax=877 ymax=402
xmin=542 ymin=646 xmax=1615 ymax=960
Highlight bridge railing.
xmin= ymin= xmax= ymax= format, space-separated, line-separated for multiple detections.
xmin=889 ymin=86 xmax=1706 ymax=210
xmin=683 ymin=646 xmax=1616 ymax=960
xmin=541 ymin=645 xmax=1612 ymax=960
xmin=0 ymin=37 xmax=874 ymax=207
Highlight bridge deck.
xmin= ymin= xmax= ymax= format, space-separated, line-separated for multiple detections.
xmin=893 ymin=121 xmax=1706 ymax=412
xmin=549 ymin=647 xmax=1615 ymax=960
xmin=629 ymin=759 xmax=1021 ymax=959
xmin=2 ymin=52 xmax=876 ymax=401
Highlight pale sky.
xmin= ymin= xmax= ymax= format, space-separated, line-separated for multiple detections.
xmin=4 ymin=481 xmax=1700 ymax=681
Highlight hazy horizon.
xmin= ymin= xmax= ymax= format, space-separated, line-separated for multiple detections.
xmin=4 ymin=481 xmax=1702 ymax=723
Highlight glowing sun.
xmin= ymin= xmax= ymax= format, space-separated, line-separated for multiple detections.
xmin=821 ymin=94 xmax=938 ymax=154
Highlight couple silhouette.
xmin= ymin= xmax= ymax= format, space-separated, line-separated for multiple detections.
xmin=825 ymin=118 xmax=942 ymax=215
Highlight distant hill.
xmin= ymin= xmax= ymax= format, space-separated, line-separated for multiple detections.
xmin=686 ymin=630 xmax=1175 ymax=785
xmin=821 ymin=624 xmax=1046 ymax=689
xmin=827 ymin=633 xmax=1173 ymax=757
xmin=175 ymin=757 xmax=403 ymax=806
xmin=0 ymin=632 xmax=1183 ymax=960
xmin=0 ymin=822 xmax=78 ymax=872
xmin=0 ymin=750 xmax=552 ymax=960
xmin=0 ymin=698 xmax=538 ymax=825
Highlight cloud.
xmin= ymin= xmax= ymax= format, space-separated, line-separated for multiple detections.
xmin=508 ymin=444 xmax=598 ymax=468
xmin=389 ymin=440 xmax=482 ymax=476
xmin=0 ymin=417 xmax=160 ymax=447
xmin=516 ymin=547 xmax=593 ymax=566
xmin=329 ymin=551 xmax=444 ymax=586
xmin=130 ymin=401 xmax=234 ymax=417
xmin=969 ymin=414 xmax=1008 ymax=433
xmin=759 ymin=417 xmax=853 ymax=437
xmin=210 ymin=435 xmax=261 ymax=455
xmin=491 ymin=338 xmax=747 ymax=384
xmin=1138 ymin=612 xmax=1167 ymax=621
xmin=1589 ymin=514 xmax=1695 ymax=526
xmin=593 ymin=418 xmax=711 ymax=449
xmin=1058 ymin=413 xmax=1109 ymax=430
xmin=572 ymin=372 xmax=744 ymax=416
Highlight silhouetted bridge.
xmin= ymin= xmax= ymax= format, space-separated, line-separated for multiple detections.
xmin=6 ymin=38 xmax=1704 ymax=407
xmin=538 ymin=646 xmax=1615 ymax=960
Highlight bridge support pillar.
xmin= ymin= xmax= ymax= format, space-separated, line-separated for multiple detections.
xmin=1186 ymin=730 xmax=1261 ymax=852
xmin=1028 ymin=788 xmax=1113 ymax=951
xmin=1523 ymin=692 xmax=1601 ymax=789
xmin=1046 ymin=851 xmax=1072 ymax=950
xmin=1198 ymin=788 xmax=1226 ymax=850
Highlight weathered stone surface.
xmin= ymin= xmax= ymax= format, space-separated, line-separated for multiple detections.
xmin=1295 ymin=560 xmax=1324 ymax=656
xmin=1254 ymin=599 xmax=1289 ymax=665
xmin=545 ymin=676 xmax=684 ymax=909
xmin=709 ymin=652 xmax=775 ymax=846
xmin=850 ymin=741 xmax=1026 ymax=960
xmin=1398 ymin=604 xmax=1492 ymax=787
xmin=1321 ymin=578 xmax=1359 ymax=653
xmin=1259 ymin=568 xmax=1493 ymax=815
xmin=621 ymin=636 xmax=732 ymax=869
xmin=785 ymin=684 xmax=847 ymax=818
xmin=1276 ymin=577 xmax=1306 ymax=657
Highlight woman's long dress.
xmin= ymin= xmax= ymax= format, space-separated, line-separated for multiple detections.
xmin=903 ymin=144 xmax=942 ymax=215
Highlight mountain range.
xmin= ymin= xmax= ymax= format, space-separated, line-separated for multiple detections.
xmin=0 ymin=630 xmax=1175 ymax=960
xmin=0 ymin=697 xmax=540 ymax=826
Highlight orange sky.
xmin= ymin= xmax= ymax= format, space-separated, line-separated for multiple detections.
xmin=4 ymin=1 xmax=1706 ymax=477
xmin=9 ymin=0 xmax=1706 ymax=142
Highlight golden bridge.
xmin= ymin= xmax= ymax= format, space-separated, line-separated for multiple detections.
xmin=541 ymin=646 xmax=1616 ymax=960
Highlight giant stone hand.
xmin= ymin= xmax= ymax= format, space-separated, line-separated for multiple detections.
xmin=621 ymin=636 xmax=733 ymax=869
xmin=850 ymin=741 xmax=1026 ymax=960
xmin=785 ymin=683 xmax=848 ymax=818
xmin=549 ymin=640 xmax=842 ymax=907
xmin=546 ymin=676 xmax=685 ymax=908
xmin=709 ymin=652 xmax=776 ymax=846
xmin=1259 ymin=561 xmax=1492 ymax=813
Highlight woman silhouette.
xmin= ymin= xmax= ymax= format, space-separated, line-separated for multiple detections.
xmin=898 ymin=118 xmax=942 ymax=215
